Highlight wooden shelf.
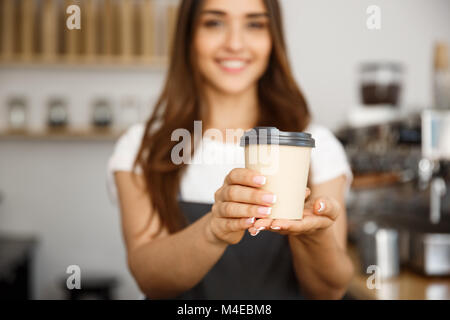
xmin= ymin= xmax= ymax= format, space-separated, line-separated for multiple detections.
xmin=0 ymin=0 xmax=177 ymax=68
xmin=0 ymin=56 xmax=168 ymax=70
xmin=0 ymin=128 xmax=125 ymax=142
xmin=352 ymin=172 xmax=402 ymax=190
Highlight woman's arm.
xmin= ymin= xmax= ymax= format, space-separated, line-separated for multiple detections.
xmin=115 ymin=171 xmax=227 ymax=299
xmin=115 ymin=168 xmax=271 ymax=299
xmin=287 ymin=175 xmax=354 ymax=299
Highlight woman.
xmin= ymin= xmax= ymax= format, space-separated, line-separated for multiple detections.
xmin=108 ymin=0 xmax=354 ymax=300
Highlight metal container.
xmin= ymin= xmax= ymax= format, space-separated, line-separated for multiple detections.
xmin=358 ymin=221 xmax=400 ymax=279
xmin=409 ymin=232 xmax=450 ymax=276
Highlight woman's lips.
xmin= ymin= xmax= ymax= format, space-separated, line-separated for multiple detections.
xmin=216 ymin=59 xmax=249 ymax=74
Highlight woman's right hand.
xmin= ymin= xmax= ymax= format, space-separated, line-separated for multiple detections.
xmin=206 ymin=168 xmax=277 ymax=245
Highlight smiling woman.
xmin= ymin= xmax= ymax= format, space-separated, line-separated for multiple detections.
xmin=195 ymin=1 xmax=272 ymax=93
xmin=108 ymin=0 xmax=354 ymax=300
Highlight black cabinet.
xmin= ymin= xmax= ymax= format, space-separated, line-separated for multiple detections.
xmin=0 ymin=235 xmax=37 ymax=300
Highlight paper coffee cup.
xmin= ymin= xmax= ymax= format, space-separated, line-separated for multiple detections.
xmin=240 ymin=127 xmax=315 ymax=220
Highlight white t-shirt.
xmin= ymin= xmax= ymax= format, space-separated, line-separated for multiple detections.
xmin=106 ymin=123 xmax=353 ymax=204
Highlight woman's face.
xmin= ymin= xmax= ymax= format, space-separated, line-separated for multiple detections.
xmin=194 ymin=0 xmax=272 ymax=95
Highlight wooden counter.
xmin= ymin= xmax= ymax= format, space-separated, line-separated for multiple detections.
xmin=0 ymin=128 xmax=123 ymax=142
xmin=347 ymin=244 xmax=450 ymax=300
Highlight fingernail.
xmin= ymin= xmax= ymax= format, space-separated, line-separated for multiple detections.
xmin=253 ymin=175 xmax=266 ymax=185
xmin=270 ymin=226 xmax=281 ymax=230
xmin=262 ymin=194 xmax=276 ymax=204
xmin=251 ymin=230 xmax=260 ymax=236
xmin=246 ymin=217 xmax=255 ymax=225
xmin=256 ymin=226 xmax=265 ymax=231
xmin=317 ymin=201 xmax=325 ymax=213
xmin=257 ymin=206 xmax=272 ymax=215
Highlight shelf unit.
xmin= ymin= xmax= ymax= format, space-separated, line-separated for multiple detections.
xmin=0 ymin=56 xmax=169 ymax=70
xmin=0 ymin=128 xmax=125 ymax=142
xmin=0 ymin=0 xmax=178 ymax=67
xmin=0 ymin=0 xmax=178 ymax=139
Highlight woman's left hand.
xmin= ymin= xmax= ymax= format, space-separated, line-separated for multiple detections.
xmin=247 ymin=188 xmax=342 ymax=237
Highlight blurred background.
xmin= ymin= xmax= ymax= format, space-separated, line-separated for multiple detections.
xmin=0 ymin=0 xmax=449 ymax=300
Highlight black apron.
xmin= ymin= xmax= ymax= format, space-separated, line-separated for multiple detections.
xmin=171 ymin=200 xmax=305 ymax=300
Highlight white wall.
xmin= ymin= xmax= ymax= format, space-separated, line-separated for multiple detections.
xmin=0 ymin=140 xmax=141 ymax=299
xmin=0 ymin=0 xmax=449 ymax=299
xmin=283 ymin=0 xmax=450 ymax=129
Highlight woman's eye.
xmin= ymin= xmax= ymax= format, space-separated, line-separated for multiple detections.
xmin=247 ymin=21 xmax=267 ymax=29
xmin=203 ymin=20 xmax=224 ymax=28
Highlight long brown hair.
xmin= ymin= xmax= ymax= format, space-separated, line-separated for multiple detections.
xmin=134 ymin=0 xmax=310 ymax=235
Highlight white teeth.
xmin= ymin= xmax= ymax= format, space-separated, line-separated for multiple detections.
xmin=219 ymin=60 xmax=246 ymax=69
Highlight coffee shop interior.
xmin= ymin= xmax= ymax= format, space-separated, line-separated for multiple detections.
xmin=0 ymin=0 xmax=449 ymax=300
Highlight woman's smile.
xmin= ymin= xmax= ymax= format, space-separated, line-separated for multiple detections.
xmin=215 ymin=58 xmax=251 ymax=74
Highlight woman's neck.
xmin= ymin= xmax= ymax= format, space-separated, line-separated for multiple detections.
xmin=203 ymin=85 xmax=259 ymax=135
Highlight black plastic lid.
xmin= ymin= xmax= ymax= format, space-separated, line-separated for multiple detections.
xmin=240 ymin=127 xmax=315 ymax=148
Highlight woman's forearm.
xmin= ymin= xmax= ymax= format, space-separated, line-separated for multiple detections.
xmin=288 ymin=228 xmax=354 ymax=299
xmin=128 ymin=212 xmax=227 ymax=299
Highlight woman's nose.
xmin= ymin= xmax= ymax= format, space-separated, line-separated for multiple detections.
xmin=224 ymin=24 xmax=244 ymax=52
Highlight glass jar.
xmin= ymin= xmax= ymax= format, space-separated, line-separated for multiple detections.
xmin=7 ymin=97 xmax=28 ymax=131
xmin=92 ymin=98 xmax=113 ymax=127
xmin=47 ymin=98 xmax=69 ymax=127
xmin=359 ymin=62 xmax=403 ymax=107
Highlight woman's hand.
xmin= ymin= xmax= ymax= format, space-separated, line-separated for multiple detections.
xmin=248 ymin=190 xmax=342 ymax=239
xmin=206 ymin=168 xmax=277 ymax=245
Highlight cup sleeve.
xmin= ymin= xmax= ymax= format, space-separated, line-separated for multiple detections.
xmin=308 ymin=125 xmax=353 ymax=193
xmin=106 ymin=124 xmax=145 ymax=205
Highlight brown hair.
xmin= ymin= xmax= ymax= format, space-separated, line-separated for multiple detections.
xmin=134 ymin=0 xmax=310 ymax=235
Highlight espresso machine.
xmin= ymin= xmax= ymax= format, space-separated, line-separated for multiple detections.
xmin=420 ymin=109 xmax=450 ymax=223
xmin=411 ymin=109 xmax=450 ymax=275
